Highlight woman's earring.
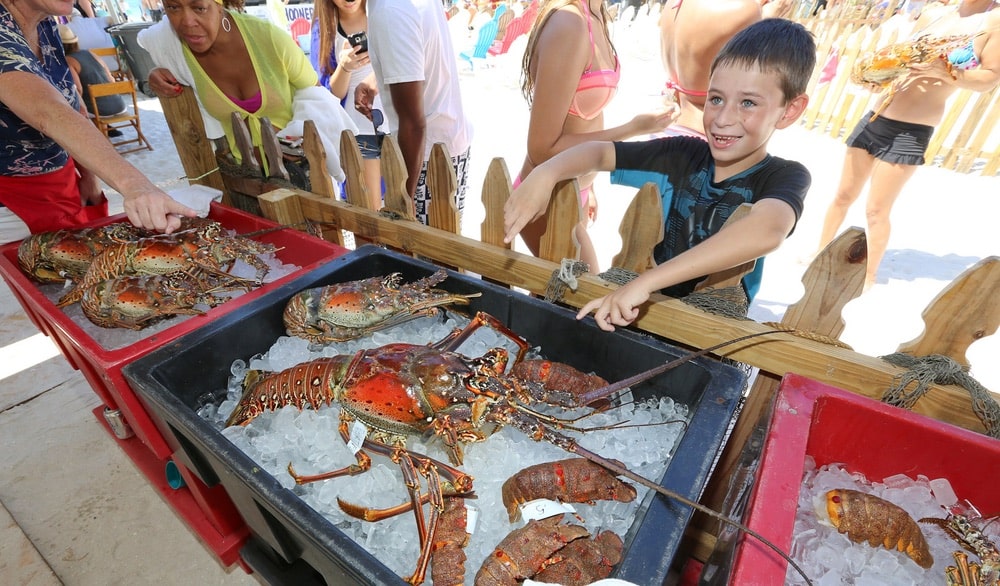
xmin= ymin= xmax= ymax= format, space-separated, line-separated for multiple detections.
xmin=222 ymin=15 xmax=232 ymax=33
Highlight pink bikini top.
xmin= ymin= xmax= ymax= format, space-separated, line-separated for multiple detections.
xmin=568 ymin=1 xmax=620 ymax=121
xmin=228 ymin=90 xmax=262 ymax=114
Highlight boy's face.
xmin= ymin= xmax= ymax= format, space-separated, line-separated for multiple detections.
xmin=703 ymin=64 xmax=807 ymax=180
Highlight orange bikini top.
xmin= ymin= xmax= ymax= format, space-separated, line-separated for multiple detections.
xmin=567 ymin=1 xmax=620 ymax=121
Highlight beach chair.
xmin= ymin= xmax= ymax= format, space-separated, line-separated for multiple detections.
xmin=459 ymin=19 xmax=499 ymax=70
xmin=488 ymin=4 xmax=534 ymax=56
xmin=88 ymin=79 xmax=153 ymax=154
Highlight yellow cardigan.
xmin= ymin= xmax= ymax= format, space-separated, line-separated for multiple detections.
xmin=183 ymin=11 xmax=317 ymax=171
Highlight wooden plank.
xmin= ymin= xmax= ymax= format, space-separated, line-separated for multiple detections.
xmin=261 ymin=189 xmax=997 ymax=436
xmin=949 ymin=90 xmax=997 ymax=173
xmin=610 ymin=183 xmax=662 ymax=274
xmin=937 ymin=91 xmax=976 ymax=169
xmin=480 ymin=158 xmax=512 ymax=249
xmin=302 ymin=120 xmax=334 ymax=199
xmin=339 ymin=129 xmax=368 ymax=207
xmin=427 ymin=143 xmax=460 ymax=234
xmin=230 ymin=112 xmax=261 ymax=177
xmin=896 ymin=256 xmax=1000 ymax=367
xmin=259 ymin=117 xmax=289 ymax=182
xmin=156 ymin=86 xmax=226 ymax=195
xmin=784 ymin=227 xmax=867 ymax=339
xmin=258 ymin=187 xmax=305 ymax=227
xmin=538 ymin=180 xmax=582 ymax=264
xmin=380 ymin=135 xmax=415 ymax=220
xmin=961 ymin=87 xmax=1000 ymax=174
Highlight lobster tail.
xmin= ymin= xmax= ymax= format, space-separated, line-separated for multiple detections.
xmin=824 ymin=489 xmax=934 ymax=569
xmin=225 ymin=358 xmax=348 ymax=427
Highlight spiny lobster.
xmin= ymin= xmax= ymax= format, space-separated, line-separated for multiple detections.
xmin=283 ymin=270 xmax=481 ymax=343
xmin=17 ymin=222 xmax=150 ymax=283
xmin=226 ymin=312 xmax=812 ymax=585
xmin=922 ymin=513 xmax=1000 ymax=586
xmin=851 ymin=33 xmax=982 ymax=121
xmin=56 ymin=218 xmax=275 ymax=307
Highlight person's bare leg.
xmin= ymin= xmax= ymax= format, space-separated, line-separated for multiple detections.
xmin=816 ymin=147 xmax=877 ymax=256
xmin=363 ymin=159 xmax=382 ymax=210
xmin=862 ymin=160 xmax=918 ymax=290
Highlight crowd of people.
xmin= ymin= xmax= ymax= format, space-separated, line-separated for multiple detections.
xmin=1 ymin=0 xmax=996 ymax=320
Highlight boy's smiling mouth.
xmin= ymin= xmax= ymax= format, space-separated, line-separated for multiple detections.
xmin=711 ymin=133 xmax=740 ymax=148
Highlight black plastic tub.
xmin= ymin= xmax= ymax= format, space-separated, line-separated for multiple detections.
xmin=124 ymin=245 xmax=746 ymax=585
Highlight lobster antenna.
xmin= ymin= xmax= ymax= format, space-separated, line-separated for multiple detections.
xmin=574 ymin=329 xmax=785 ymax=405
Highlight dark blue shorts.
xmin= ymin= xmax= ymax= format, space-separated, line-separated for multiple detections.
xmin=846 ymin=112 xmax=933 ymax=166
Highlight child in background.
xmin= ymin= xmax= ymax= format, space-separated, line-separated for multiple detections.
xmin=504 ymin=18 xmax=816 ymax=332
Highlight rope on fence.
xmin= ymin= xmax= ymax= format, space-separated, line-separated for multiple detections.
xmin=880 ymin=353 xmax=1000 ymax=439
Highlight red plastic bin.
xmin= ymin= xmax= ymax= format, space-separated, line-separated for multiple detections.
xmin=0 ymin=203 xmax=349 ymax=565
xmin=730 ymin=373 xmax=1000 ymax=585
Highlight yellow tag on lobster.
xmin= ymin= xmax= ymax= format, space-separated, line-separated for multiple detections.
xmin=519 ymin=498 xmax=576 ymax=522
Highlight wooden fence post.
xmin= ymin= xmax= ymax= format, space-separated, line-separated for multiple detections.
xmin=611 ymin=183 xmax=662 ymax=274
xmin=480 ymin=157 xmax=513 ymax=249
xmin=157 ymin=86 xmax=226 ymax=196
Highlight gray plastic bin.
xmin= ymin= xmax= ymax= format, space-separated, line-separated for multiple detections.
xmin=106 ymin=22 xmax=156 ymax=95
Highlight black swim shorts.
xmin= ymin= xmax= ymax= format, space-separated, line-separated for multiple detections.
xmin=845 ymin=112 xmax=934 ymax=166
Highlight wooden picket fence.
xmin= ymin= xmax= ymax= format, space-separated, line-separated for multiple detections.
xmin=793 ymin=9 xmax=1000 ymax=175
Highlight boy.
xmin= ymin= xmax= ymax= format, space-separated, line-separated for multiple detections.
xmin=503 ymin=18 xmax=816 ymax=332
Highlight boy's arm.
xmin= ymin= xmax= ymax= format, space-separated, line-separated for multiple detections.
xmin=503 ymin=141 xmax=617 ymax=244
xmin=577 ymin=199 xmax=796 ymax=331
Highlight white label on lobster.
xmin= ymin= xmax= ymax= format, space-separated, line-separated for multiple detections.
xmin=348 ymin=420 xmax=368 ymax=454
xmin=519 ymin=499 xmax=576 ymax=522
xmin=465 ymin=503 xmax=479 ymax=535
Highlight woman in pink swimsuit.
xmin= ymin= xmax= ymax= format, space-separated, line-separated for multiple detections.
xmin=516 ymin=0 xmax=675 ymax=272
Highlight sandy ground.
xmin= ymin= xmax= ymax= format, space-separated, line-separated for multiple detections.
xmin=113 ymin=10 xmax=999 ymax=392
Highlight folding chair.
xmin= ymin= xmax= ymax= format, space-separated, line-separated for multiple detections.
xmin=88 ymin=79 xmax=153 ymax=154
xmin=88 ymin=46 xmax=131 ymax=82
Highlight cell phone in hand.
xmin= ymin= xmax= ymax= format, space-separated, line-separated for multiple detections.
xmin=348 ymin=31 xmax=368 ymax=54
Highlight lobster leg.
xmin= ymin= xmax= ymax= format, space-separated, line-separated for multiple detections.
xmin=287 ymin=417 xmax=375 ymax=484
xmin=435 ymin=311 xmax=531 ymax=364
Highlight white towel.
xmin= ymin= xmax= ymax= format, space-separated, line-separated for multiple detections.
xmin=137 ymin=22 xmax=357 ymax=184
xmin=277 ymin=86 xmax=357 ymax=184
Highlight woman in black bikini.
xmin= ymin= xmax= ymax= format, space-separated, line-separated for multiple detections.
xmin=815 ymin=0 xmax=1000 ymax=290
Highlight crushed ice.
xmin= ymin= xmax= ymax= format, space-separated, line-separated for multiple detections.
xmin=203 ymin=311 xmax=691 ymax=584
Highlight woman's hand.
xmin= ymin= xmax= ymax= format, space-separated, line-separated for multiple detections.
xmin=575 ymin=282 xmax=651 ymax=332
xmin=628 ymin=104 xmax=681 ymax=136
xmin=503 ymin=170 xmax=557 ymax=244
xmin=337 ymin=42 xmax=371 ymax=73
xmin=907 ymin=57 xmax=958 ymax=85
xmin=148 ymin=67 xmax=184 ymax=97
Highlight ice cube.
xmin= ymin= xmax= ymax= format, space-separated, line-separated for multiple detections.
xmin=929 ymin=477 xmax=958 ymax=507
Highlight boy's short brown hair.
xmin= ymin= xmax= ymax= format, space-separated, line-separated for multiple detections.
xmin=711 ymin=18 xmax=817 ymax=104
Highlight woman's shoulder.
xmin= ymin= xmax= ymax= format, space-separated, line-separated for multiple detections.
xmin=540 ymin=2 xmax=589 ymax=35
